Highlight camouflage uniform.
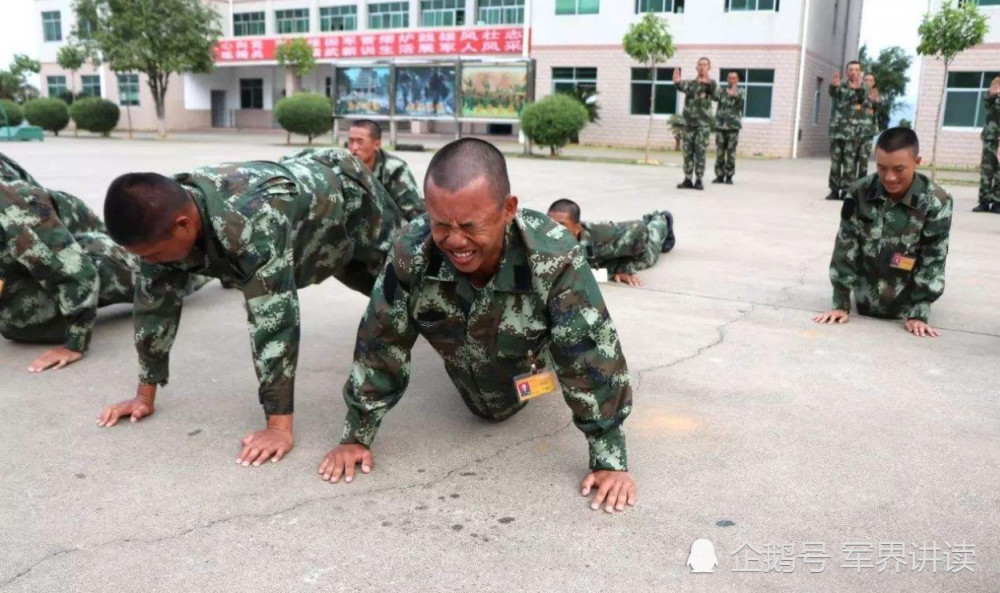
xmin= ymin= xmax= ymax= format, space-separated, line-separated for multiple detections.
xmin=133 ymin=148 xmax=402 ymax=417
xmin=712 ymin=87 xmax=745 ymax=180
xmin=676 ymin=79 xmax=718 ymax=180
xmin=372 ymin=149 xmax=426 ymax=222
xmin=339 ymin=209 xmax=633 ymax=471
xmin=829 ymin=173 xmax=952 ymax=322
xmin=978 ymin=92 xmax=1000 ymax=208
xmin=828 ymin=82 xmax=868 ymax=195
xmin=854 ymin=91 xmax=881 ymax=179
xmin=578 ymin=211 xmax=670 ymax=276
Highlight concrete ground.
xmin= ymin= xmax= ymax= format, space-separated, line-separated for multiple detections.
xmin=1 ymin=136 xmax=998 ymax=592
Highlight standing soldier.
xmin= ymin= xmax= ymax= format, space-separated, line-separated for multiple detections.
xmin=711 ymin=70 xmax=745 ymax=185
xmin=95 ymin=148 xmax=405 ymax=470
xmin=673 ymin=58 xmax=718 ymax=190
xmin=813 ymin=127 xmax=953 ymax=337
xmin=973 ymin=76 xmax=1000 ymax=213
xmin=856 ymin=73 xmax=882 ymax=180
xmin=348 ymin=119 xmax=426 ymax=221
xmin=826 ymin=61 xmax=866 ymax=200
xmin=319 ymin=139 xmax=637 ymax=513
xmin=546 ymin=199 xmax=674 ymax=287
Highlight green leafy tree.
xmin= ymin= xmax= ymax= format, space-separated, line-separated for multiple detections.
xmin=0 ymin=55 xmax=41 ymax=102
xmin=623 ymin=14 xmax=675 ymax=163
xmin=858 ymin=44 xmax=912 ymax=132
xmin=0 ymin=100 xmax=24 ymax=126
xmin=275 ymin=39 xmax=317 ymax=93
xmin=57 ymin=44 xmax=86 ymax=96
xmin=24 ymin=98 xmax=71 ymax=135
xmin=898 ymin=118 xmax=912 ymax=129
xmin=520 ymin=94 xmax=589 ymax=156
xmin=69 ymin=97 xmax=120 ymax=136
xmin=74 ymin=0 xmax=221 ymax=138
xmin=275 ymin=93 xmax=332 ymax=144
xmin=917 ymin=0 xmax=989 ymax=178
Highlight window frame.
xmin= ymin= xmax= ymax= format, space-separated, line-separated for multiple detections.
xmin=274 ymin=8 xmax=311 ymax=34
xmin=555 ymin=0 xmax=600 ymax=16
xmin=320 ymin=5 xmax=358 ymax=31
xmin=552 ymin=67 xmax=598 ymax=96
xmin=369 ymin=2 xmax=410 ymax=29
xmin=942 ymin=70 xmax=1000 ymax=130
xmin=239 ymin=78 xmax=265 ymax=109
xmin=47 ymin=75 xmax=68 ymax=98
xmin=629 ymin=67 xmax=679 ymax=116
xmin=421 ymin=0 xmax=465 ymax=26
xmin=634 ymin=0 xmax=684 ymax=13
xmin=42 ymin=10 xmax=62 ymax=42
xmin=719 ymin=67 xmax=775 ymax=120
xmin=233 ymin=11 xmax=266 ymax=37
xmin=477 ymin=0 xmax=524 ymax=25
xmin=117 ymin=73 xmax=140 ymax=107
xmin=724 ymin=0 xmax=779 ymax=12
xmin=80 ymin=74 xmax=102 ymax=98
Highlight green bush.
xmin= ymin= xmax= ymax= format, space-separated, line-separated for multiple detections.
xmin=24 ymin=98 xmax=70 ymax=135
xmin=520 ymin=94 xmax=589 ymax=156
xmin=275 ymin=93 xmax=333 ymax=144
xmin=0 ymin=99 xmax=24 ymax=126
xmin=69 ymin=97 xmax=120 ymax=136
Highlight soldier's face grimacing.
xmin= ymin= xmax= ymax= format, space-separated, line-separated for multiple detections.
xmin=875 ymin=147 xmax=921 ymax=200
xmin=126 ymin=206 xmax=202 ymax=265
xmin=847 ymin=63 xmax=862 ymax=83
xmin=348 ymin=127 xmax=381 ymax=170
xmin=547 ymin=210 xmax=583 ymax=239
xmin=425 ymin=175 xmax=518 ymax=286
xmin=697 ymin=59 xmax=711 ymax=78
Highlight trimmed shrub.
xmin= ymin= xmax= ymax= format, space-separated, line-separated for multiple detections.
xmin=275 ymin=93 xmax=333 ymax=144
xmin=0 ymin=99 xmax=24 ymax=126
xmin=24 ymin=98 xmax=70 ymax=135
xmin=69 ymin=97 xmax=120 ymax=136
xmin=520 ymin=94 xmax=589 ymax=156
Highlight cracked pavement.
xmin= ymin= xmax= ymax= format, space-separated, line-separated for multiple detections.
xmin=1 ymin=138 xmax=998 ymax=592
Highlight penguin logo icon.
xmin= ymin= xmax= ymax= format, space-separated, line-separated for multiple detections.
xmin=686 ymin=539 xmax=719 ymax=573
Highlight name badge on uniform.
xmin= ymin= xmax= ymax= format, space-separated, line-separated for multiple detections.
xmin=0 ymin=276 xmax=4 ymax=299
xmin=513 ymin=350 xmax=560 ymax=402
xmin=890 ymin=253 xmax=916 ymax=271
xmin=853 ymin=104 xmax=863 ymax=111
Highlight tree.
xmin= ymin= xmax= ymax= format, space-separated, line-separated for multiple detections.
xmin=57 ymin=44 xmax=86 ymax=96
xmin=917 ymin=0 xmax=989 ymax=178
xmin=520 ymin=94 xmax=589 ymax=156
xmin=0 ymin=55 xmax=41 ymax=103
xmin=24 ymin=98 xmax=71 ymax=135
xmin=74 ymin=0 xmax=221 ymax=138
xmin=275 ymin=93 xmax=332 ymax=144
xmin=858 ymin=44 xmax=912 ymax=132
xmin=623 ymin=14 xmax=675 ymax=163
xmin=275 ymin=39 xmax=317 ymax=94
xmin=898 ymin=118 xmax=912 ymax=129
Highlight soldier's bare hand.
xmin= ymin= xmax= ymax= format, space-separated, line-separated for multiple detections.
xmin=96 ymin=391 xmax=155 ymax=427
xmin=612 ymin=273 xmax=644 ymax=287
xmin=672 ymin=68 xmax=681 ymax=83
xmin=237 ymin=416 xmax=294 ymax=466
xmin=990 ymin=76 xmax=1000 ymax=96
xmin=832 ymin=71 xmax=841 ymax=86
xmin=28 ymin=347 xmax=83 ymax=373
xmin=812 ymin=309 xmax=849 ymax=324
xmin=581 ymin=471 xmax=636 ymax=513
xmin=318 ymin=444 xmax=373 ymax=483
xmin=904 ymin=319 xmax=940 ymax=338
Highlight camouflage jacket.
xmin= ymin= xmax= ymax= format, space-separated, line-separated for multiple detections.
xmin=373 ymin=149 xmax=426 ymax=222
xmin=829 ymin=82 xmax=868 ymax=140
xmin=862 ymin=94 xmax=882 ymax=138
xmin=982 ymin=92 xmax=1000 ymax=142
xmin=0 ymin=153 xmax=40 ymax=186
xmin=579 ymin=219 xmax=647 ymax=276
xmin=133 ymin=148 xmax=401 ymax=417
xmin=677 ymin=79 xmax=718 ymax=129
xmin=0 ymin=180 xmax=112 ymax=351
xmin=829 ymin=173 xmax=952 ymax=322
xmin=339 ymin=209 xmax=633 ymax=471
xmin=713 ymin=87 xmax=745 ymax=131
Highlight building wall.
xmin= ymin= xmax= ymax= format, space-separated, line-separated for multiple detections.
xmin=794 ymin=51 xmax=840 ymax=158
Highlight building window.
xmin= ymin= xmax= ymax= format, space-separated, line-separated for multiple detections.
xmin=812 ymin=77 xmax=822 ymax=125
xmin=117 ymin=74 xmax=140 ymax=106
xmin=369 ymin=2 xmax=410 ymax=29
xmin=725 ymin=0 xmax=778 ymax=10
xmin=556 ymin=0 xmax=599 ymax=15
xmin=478 ymin=0 xmax=524 ymax=25
xmin=553 ymin=67 xmax=597 ymax=95
xmin=234 ymin=12 xmax=266 ymax=36
xmin=325 ymin=76 xmax=333 ymax=98
xmin=943 ymin=71 xmax=1000 ymax=128
xmin=421 ymin=0 xmax=465 ymax=26
xmin=240 ymin=78 xmax=264 ymax=109
xmin=321 ymin=5 xmax=358 ymax=31
xmin=275 ymin=9 xmax=310 ymax=34
xmin=76 ymin=17 xmax=95 ymax=40
xmin=635 ymin=0 xmax=684 ymax=13
xmin=81 ymin=75 xmax=101 ymax=98
xmin=42 ymin=11 xmax=62 ymax=42
xmin=630 ymin=67 xmax=677 ymax=115
xmin=959 ymin=0 xmax=1000 ymax=5
xmin=47 ymin=76 xmax=68 ymax=98
xmin=719 ymin=68 xmax=774 ymax=118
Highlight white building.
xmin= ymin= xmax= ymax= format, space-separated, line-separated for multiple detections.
xmin=34 ymin=0 xmax=864 ymax=157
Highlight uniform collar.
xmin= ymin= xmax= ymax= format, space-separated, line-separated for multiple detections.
xmin=372 ymin=149 xmax=387 ymax=176
xmin=875 ymin=174 xmax=925 ymax=210
xmin=425 ymin=218 xmax=532 ymax=294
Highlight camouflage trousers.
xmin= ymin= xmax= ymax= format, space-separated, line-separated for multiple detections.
xmin=979 ymin=138 xmax=1000 ymax=206
xmin=829 ymin=138 xmax=869 ymax=193
xmin=714 ymin=130 xmax=740 ymax=179
xmin=854 ymin=136 xmax=873 ymax=180
xmin=682 ymin=127 xmax=711 ymax=179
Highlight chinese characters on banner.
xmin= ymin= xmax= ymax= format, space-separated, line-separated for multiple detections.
xmin=214 ymin=28 xmax=526 ymax=63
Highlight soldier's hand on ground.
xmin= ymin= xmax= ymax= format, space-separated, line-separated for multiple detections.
xmin=812 ymin=309 xmax=849 ymax=324
xmin=904 ymin=319 xmax=940 ymax=338
xmin=96 ymin=388 xmax=156 ymax=427
xmin=318 ymin=444 xmax=373 ymax=483
xmin=28 ymin=347 xmax=83 ymax=373
xmin=581 ymin=471 xmax=636 ymax=513
xmin=237 ymin=418 xmax=294 ymax=466
xmin=612 ymin=272 xmax=644 ymax=286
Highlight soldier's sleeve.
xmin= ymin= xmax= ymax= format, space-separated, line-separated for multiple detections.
xmin=907 ymin=196 xmax=953 ymax=322
xmin=828 ymin=192 xmax=862 ymax=312
xmin=388 ymin=163 xmax=426 ymax=222
xmin=133 ymin=261 xmax=192 ymax=386
xmin=676 ymin=80 xmax=692 ymax=95
xmin=737 ymin=90 xmax=746 ymax=114
xmin=2 ymin=197 xmax=100 ymax=352
xmin=604 ymin=222 xmax=647 ymax=276
xmin=339 ymin=244 xmax=420 ymax=446
xmin=829 ymin=82 xmax=841 ymax=98
xmin=548 ymin=247 xmax=633 ymax=472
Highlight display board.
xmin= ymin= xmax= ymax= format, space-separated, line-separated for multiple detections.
xmin=459 ymin=64 xmax=528 ymax=120
xmin=335 ymin=66 xmax=391 ymax=116
xmin=395 ymin=66 xmax=456 ymax=118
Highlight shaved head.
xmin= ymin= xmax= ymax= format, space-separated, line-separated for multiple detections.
xmin=424 ymin=138 xmax=510 ymax=206
xmin=104 ymin=173 xmax=192 ymax=246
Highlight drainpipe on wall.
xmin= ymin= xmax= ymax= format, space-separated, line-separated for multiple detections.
xmin=791 ymin=0 xmax=811 ymax=159
xmin=520 ymin=0 xmax=533 ymax=155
